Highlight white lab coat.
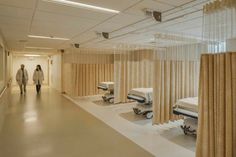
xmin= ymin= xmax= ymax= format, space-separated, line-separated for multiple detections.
xmin=33 ymin=70 xmax=44 ymax=85
xmin=16 ymin=68 xmax=28 ymax=85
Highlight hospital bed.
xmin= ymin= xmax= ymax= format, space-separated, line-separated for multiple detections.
xmin=127 ymin=88 xmax=153 ymax=119
xmin=173 ymin=97 xmax=198 ymax=135
xmin=97 ymin=82 xmax=114 ymax=103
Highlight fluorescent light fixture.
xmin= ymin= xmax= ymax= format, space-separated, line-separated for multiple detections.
xmin=42 ymin=0 xmax=120 ymax=14
xmin=25 ymin=117 xmax=37 ymax=123
xmin=28 ymin=35 xmax=69 ymax=41
xmin=25 ymin=46 xmax=53 ymax=50
xmin=24 ymin=54 xmax=41 ymax=57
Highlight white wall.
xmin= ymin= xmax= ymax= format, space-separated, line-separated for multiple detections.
xmin=12 ymin=56 xmax=49 ymax=86
xmin=227 ymin=38 xmax=236 ymax=51
xmin=0 ymin=31 xmax=9 ymax=133
xmin=50 ymin=54 xmax=61 ymax=92
xmin=0 ymin=34 xmax=6 ymax=92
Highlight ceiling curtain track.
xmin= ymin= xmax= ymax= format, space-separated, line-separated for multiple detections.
xmin=196 ymin=52 xmax=236 ymax=157
xmin=114 ymin=44 xmax=154 ymax=103
xmin=203 ymin=0 xmax=236 ymax=53
xmin=152 ymin=32 xmax=207 ymax=124
xmin=62 ymin=48 xmax=114 ymax=96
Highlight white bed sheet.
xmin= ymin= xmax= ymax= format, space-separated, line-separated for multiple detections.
xmin=175 ymin=97 xmax=198 ymax=113
xmin=98 ymin=82 xmax=114 ymax=90
xmin=128 ymin=88 xmax=153 ymax=102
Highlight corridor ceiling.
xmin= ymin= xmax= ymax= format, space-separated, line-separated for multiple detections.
xmin=0 ymin=0 xmax=209 ymax=53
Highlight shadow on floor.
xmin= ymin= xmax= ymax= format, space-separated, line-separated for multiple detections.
xmin=119 ymin=111 xmax=152 ymax=126
xmin=92 ymin=100 xmax=114 ymax=106
xmin=160 ymin=127 xmax=196 ymax=152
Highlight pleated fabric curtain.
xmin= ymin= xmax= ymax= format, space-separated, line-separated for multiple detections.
xmin=114 ymin=47 xmax=154 ymax=103
xmin=196 ymin=1 xmax=236 ymax=157
xmin=196 ymin=52 xmax=236 ymax=157
xmin=62 ymin=48 xmax=114 ymax=96
xmin=71 ymin=64 xmax=114 ymax=96
xmin=152 ymin=43 xmax=205 ymax=124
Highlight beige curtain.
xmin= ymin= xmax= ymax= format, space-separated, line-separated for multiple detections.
xmin=71 ymin=63 xmax=114 ymax=96
xmin=62 ymin=49 xmax=114 ymax=96
xmin=196 ymin=52 xmax=236 ymax=157
xmin=152 ymin=43 xmax=205 ymax=124
xmin=114 ymin=49 xmax=154 ymax=103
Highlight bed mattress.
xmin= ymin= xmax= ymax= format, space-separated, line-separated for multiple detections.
xmin=175 ymin=97 xmax=198 ymax=113
xmin=128 ymin=88 xmax=153 ymax=102
xmin=98 ymin=82 xmax=114 ymax=90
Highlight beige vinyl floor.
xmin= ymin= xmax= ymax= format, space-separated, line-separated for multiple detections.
xmin=0 ymin=87 xmax=154 ymax=157
xmin=67 ymin=95 xmax=196 ymax=157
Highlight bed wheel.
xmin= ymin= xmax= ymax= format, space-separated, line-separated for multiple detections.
xmin=145 ymin=111 xmax=153 ymax=119
xmin=102 ymin=96 xmax=106 ymax=101
xmin=109 ymin=98 xmax=114 ymax=103
xmin=133 ymin=108 xmax=140 ymax=115
xmin=181 ymin=125 xmax=196 ymax=136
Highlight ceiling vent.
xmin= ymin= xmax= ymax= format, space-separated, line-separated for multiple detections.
xmin=144 ymin=9 xmax=162 ymax=22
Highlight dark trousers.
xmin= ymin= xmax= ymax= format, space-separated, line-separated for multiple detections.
xmin=19 ymin=83 xmax=26 ymax=94
xmin=36 ymin=84 xmax=41 ymax=93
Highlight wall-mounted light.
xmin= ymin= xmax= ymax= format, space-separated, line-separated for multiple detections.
xmin=42 ymin=0 xmax=120 ymax=14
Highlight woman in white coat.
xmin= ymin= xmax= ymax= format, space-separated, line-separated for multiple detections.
xmin=33 ymin=65 xmax=44 ymax=93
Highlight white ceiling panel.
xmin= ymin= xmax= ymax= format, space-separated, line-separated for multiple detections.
xmin=1 ymin=30 xmax=28 ymax=40
xmin=154 ymin=0 xmax=195 ymax=7
xmin=0 ymin=5 xmax=34 ymax=20
xmin=24 ymin=38 xmax=67 ymax=50
xmin=92 ymin=13 xmax=144 ymax=32
xmin=0 ymin=16 xmax=30 ymax=28
xmin=72 ymin=31 xmax=97 ymax=43
xmin=124 ymin=0 xmax=174 ymax=17
xmin=0 ymin=0 xmax=37 ymax=9
xmin=31 ymin=11 xmax=99 ymax=37
xmin=33 ymin=11 xmax=98 ymax=24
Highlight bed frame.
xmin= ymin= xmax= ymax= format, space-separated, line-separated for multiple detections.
xmin=127 ymin=94 xmax=153 ymax=119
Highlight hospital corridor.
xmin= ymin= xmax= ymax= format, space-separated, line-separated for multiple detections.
xmin=0 ymin=0 xmax=235 ymax=157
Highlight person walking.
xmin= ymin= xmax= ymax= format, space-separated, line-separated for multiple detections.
xmin=33 ymin=65 xmax=44 ymax=93
xmin=16 ymin=64 xmax=28 ymax=94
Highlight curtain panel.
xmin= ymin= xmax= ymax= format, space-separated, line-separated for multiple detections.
xmin=62 ymin=50 xmax=114 ymax=96
xmin=196 ymin=52 xmax=236 ymax=157
xmin=114 ymin=49 xmax=154 ymax=103
xmin=63 ymin=63 xmax=114 ymax=96
xmin=152 ymin=43 xmax=205 ymax=124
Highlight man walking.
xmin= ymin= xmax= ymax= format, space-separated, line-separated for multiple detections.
xmin=16 ymin=64 xmax=28 ymax=94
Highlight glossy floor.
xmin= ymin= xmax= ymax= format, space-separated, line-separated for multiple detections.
xmin=67 ymin=95 xmax=196 ymax=157
xmin=0 ymin=87 xmax=154 ymax=157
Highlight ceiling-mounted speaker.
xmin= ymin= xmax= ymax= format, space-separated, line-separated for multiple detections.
xmin=102 ymin=32 xmax=109 ymax=39
xmin=152 ymin=11 xmax=162 ymax=22
xmin=74 ymin=43 xmax=80 ymax=48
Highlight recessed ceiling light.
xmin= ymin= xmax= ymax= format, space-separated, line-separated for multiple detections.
xmin=42 ymin=0 xmax=120 ymax=14
xmin=28 ymin=35 xmax=70 ymax=41
xmin=25 ymin=46 xmax=53 ymax=50
xmin=24 ymin=54 xmax=41 ymax=57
